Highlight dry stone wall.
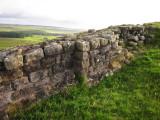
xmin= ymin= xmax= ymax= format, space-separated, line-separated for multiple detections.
xmin=0 ymin=24 xmax=147 ymax=117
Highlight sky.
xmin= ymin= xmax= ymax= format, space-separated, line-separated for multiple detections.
xmin=0 ymin=0 xmax=160 ymax=29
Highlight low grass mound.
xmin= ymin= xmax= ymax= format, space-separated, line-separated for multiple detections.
xmin=9 ymin=50 xmax=160 ymax=120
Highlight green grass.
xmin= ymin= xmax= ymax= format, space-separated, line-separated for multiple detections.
xmin=145 ymin=22 xmax=160 ymax=47
xmin=9 ymin=50 xmax=160 ymax=120
xmin=0 ymin=35 xmax=58 ymax=50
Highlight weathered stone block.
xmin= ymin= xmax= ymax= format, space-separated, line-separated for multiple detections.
xmin=76 ymin=40 xmax=90 ymax=52
xmin=0 ymin=82 xmax=12 ymax=94
xmin=24 ymin=48 xmax=44 ymax=63
xmin=61 ymin=53 xmax=72 ymax=61
xmin=90 ymin=50 xmax=100 ymax=57
xmin=0 ymin=93 xmax=12 ymax=110
xmin=111 ymin=42 xmax=119 ymax=49
xmin=75 ymin=59 xmax=90 ymax=69
xmin=12 ymin=77 xmax=29 ymax=90
xmin=139 ymin=36 xmax=145 ymax=40
xmin=24 ymin=61 xmax=41 ymax=72
xmin=90 ymin=58 xmax=95 ymax=66
xmin=89 ymin=38 xmax=100 ymax=49
xmin=128 ymin=41 xmax=138 ymax=46
xmin=128 ymin=35 xmax=139 ymax=41
xmin=62 ymin=41 xmax=75 ymax=52
xmin=41 ymin=57 xmax=55 ymax=68
xmin=11 ymin=85 xmax=35 ymax=101
xmin=0 ymin=69 xmax=23 ymax=82
xmin=53 ymin=62 xmax=65 ymax=73
xmin=29 ymin=69 xmax=49 ymax=82
xmin=101 ymin=45 xmax=111 ymax=54
xmin=44 ymin=43 xmax=63 ymax=56
xmin=50 ymin=73 xmax=65 ymax=85
xmin=4 ymin=54 xmax=23 ymax=70
xmin=88 ymin=29 xmax=96 ymax=33
xmin=100 ymin=38 xmax=109 ymax=47
xmin=76 ymin=52 xmax=89 ymax=60
xmin=101 ymin=34 xmax=116 ymax=42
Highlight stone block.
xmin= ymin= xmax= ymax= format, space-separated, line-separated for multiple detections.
xmin=89 ymin=38 xmax=100 ymax=49
xmin=90 ymin=50 xmax=100 ymax=57
xmin=101 ymin=45 xmax=111 ymax=54
xmin=0 ymin=82 xmax=12 ymax=94
xmin=100 ymin=38 xmax=109 ymax=47
xmin=53 ymin=62 xmax=65 ymax=73
xmin=41 ymin=57 xmax=55 ymax=68
xmin=101 ymin=34 xmax=116 ymax=42
xmin=24 ymin=61 xmax=41 ymax=72
xmin=62 ymin=41 xmax=75 ymax=52
xmin=75 ymin=59 xmax=90 ymax=69
xmin=111 ymin=42 xmax=119 ymax=49
xmin=4 ymin=54 xmax=23 ymax=70
xmin=24 ymin=48 xmax=44 ymax=63
xmin=44 ymin=43 xmax=63 ymax=56
xmin=128 ymin=35 xmax=139 ymax=41
xmin=90 ymin=58 xmax=95 ymax=66
xmin=139 ymin=36 xmax=145 ymax=40
xmin=61 ymin=53 xmax=72 ymax=61
xmin=29 ymin=69 xmax=49 ymax=82
xmin=11 ymin=85 xmax=35 ymax=101
xmin=76 ymin=40 xmax=90 ymax=52
xmin=128 ymin=41 xmax=138 ymax=46
xmin=12 ymin=77 xmax=29 ymax=90
xmin=50 ymin=73 xmax=65 ymax=85
xmin=0 ymin=69 xmax=23 ymax=82
xmin=76 ymin=52 xmax=89 ymax=60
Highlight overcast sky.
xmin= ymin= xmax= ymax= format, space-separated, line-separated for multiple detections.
xmin=0 ymin=0 xmax=160 ymax=29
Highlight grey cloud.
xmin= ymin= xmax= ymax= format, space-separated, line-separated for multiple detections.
xmin=0 ymin=12 xmax=26 ymax=18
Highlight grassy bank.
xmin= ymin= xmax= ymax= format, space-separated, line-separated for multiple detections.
xmin=9 ymin=50 xmax=160 ymax=120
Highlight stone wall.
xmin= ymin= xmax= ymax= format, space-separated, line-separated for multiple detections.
xmin=0 ymin=24 xmax=147 ymax=117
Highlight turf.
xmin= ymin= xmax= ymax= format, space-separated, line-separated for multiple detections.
xmin=9 ymin=50 xmax=160 ymax=120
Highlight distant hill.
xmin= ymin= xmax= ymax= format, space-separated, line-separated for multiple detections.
xmin=0 ymin=24 xmax=83 ymax=34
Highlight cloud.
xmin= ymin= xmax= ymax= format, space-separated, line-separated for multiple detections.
xmin=0 ymin=12 xmax=25 ymax=19
xmin=0 ymin=0 xmax=160 ymax=29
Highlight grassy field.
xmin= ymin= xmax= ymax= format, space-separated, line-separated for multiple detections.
xmin=9 ymin=50 xmax=160 ymax=120
xmin=0 ymin=35 xmax=58 ymax=50
xmin=0 ymin=24 xmax=81 ymax=33
xmin=0 ymin=24 xmax=81 ymax=50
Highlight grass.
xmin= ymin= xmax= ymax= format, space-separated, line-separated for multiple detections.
xmin=0 ymin=35 xmax=58 ymax=50
xmin=9 ymin=50 xmax=160 ymax=120
xmin=0 ymin=24 xmax=81 ymax=50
